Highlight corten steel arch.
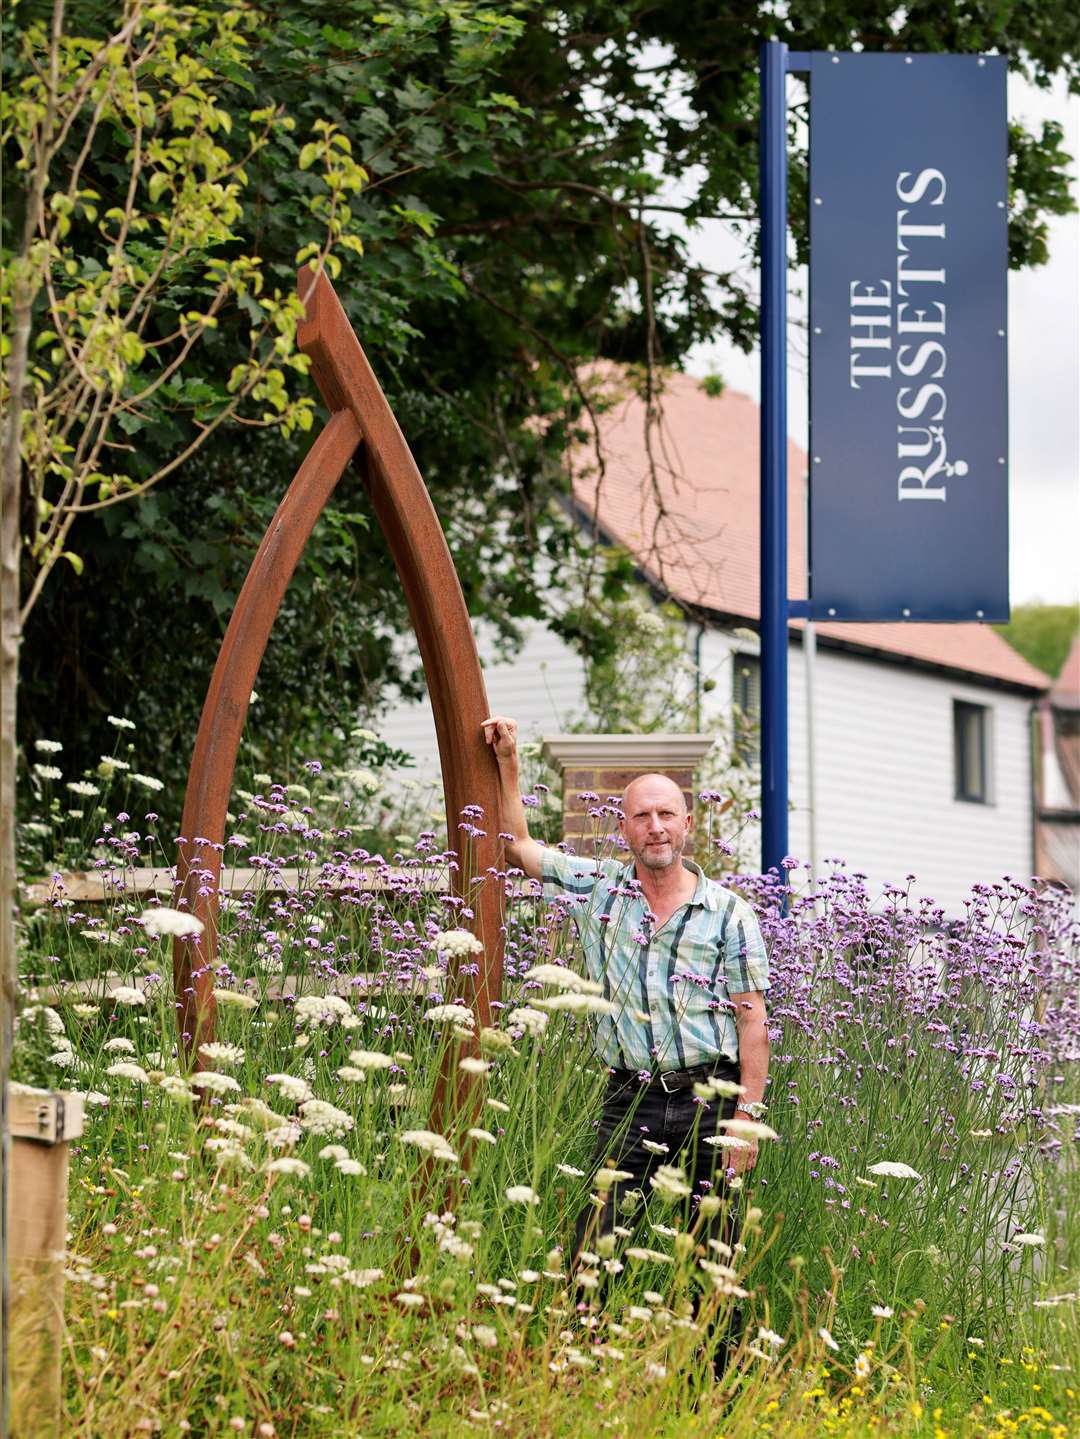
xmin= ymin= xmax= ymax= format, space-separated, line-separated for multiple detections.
xmin=172 ymin=267 xmax=505 ymax=1129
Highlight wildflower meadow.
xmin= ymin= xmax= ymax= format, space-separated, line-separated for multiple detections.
xmin=11 ymin=735 xmax=1080 ymax=1438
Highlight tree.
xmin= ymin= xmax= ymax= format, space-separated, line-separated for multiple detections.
xmin=996 ymin=603 xmax=1080 ymax=680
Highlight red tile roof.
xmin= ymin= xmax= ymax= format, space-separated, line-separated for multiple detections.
xmin=1051 ymin=630 xmax=1080 ymax=709
xmin=571 ymin=369 xmax=1049 ymax=692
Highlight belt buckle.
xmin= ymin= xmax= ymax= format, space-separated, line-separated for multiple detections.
xmin=659 ymin=1069 xmax=681 ymax=1095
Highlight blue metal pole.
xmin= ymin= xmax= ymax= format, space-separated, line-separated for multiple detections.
xmin=759 ymin=40 xmax=789 ymax=878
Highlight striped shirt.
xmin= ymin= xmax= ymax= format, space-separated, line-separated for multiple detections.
xmin=539 ymin=850 xmax=770 ymax=1071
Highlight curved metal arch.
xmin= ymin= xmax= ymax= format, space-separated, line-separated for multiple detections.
xmin=173 ymin=270 xmax=505 ymax=1113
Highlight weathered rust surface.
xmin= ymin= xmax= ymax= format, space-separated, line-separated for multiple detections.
xmin=173 ymin=408 xmax=361 ymax=1056
xmin=173 ymin=267 xmax=505 ymax=1118
xmin=296 ymin=265 xmax=505 ymax=1138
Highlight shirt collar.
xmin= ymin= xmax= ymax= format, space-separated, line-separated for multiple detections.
xmin=623 ymin=858 xmax=717 ymax=911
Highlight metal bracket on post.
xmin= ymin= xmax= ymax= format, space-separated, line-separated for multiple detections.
xmin=759 ymin=39 xmax=790 ymax=879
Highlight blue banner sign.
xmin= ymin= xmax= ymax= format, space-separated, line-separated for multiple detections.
xmin=807 ymin=53 xmax=1009 ymax=622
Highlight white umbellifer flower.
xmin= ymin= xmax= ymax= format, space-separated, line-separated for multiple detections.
xmin=67 ymin=780 xmax=100 ymax=797
xmin=336 ymin=1159 xmax=366 ymax=1177
xmin=19 ymin=1004 xmax=66 ymax=1036
xmin=818 ymin=1327 xmax=840 ymax=1352
xmin=506 ymin=1005 xmax=550 ymax=1036
xmin=108 ymin=986 xmax=146 ymax=1006
xmin=487 ymin=1098 xmax=510 ymax=1113
xmin=704 ymin=1134 xmax=751 ymax=1150
xmin=1013 ymin=1233 xmax=1046 ymax=1247
xmin=33 ymin=763 xmax=62 ymax=781
xmin=642 ymin=1139 xmax=669 ymax=1155
xmin=190 ymin=1071 xmax=241 ymax=1095
xmin=424 ymin=1003 xmax=475 ymax=1027
xmin=758 ymin=1326 xmax=785 ymax=1348
xmin=293 ymin=994 xmax=355 ymax=1027
xmin=106 ymin=1061 xmax=150 ymax=1084
xmin=346 ymin=1049 xmax=394 ymax=1071
xmin=596 ymin=1167 xmax=635 ymax=1190
xmin=871 ymin=1304 xmax=894 ymax=1318
xmin=103 ymin=1037 xmax=137 ymax=1054
xmin=521 ymin=964 xmax=602 ymax=995
xmin=867 ymin=1161 xmax=921 ymax=1181
xmin=718 ymin=1117 xmax=779 ymax=1141
xmin=400 ymin=1129 xmax=459 ymax=1162
xmin=479 ymin=1027 xmax=515 ymax=1054
xmin=625 ymin=1247 xmax=673 ymax=1265
xmin=298 ymin=1099 xmax=353 ymax=1138
xmin=98 ymin=756 xmax=130 ymax=775
xmin=709 ymin=1078 xmax=746 ymax=1098
xmin=319 ymin=1144 xmax=349 ymax=1162
xmin=131 ymin=773 xmax=164 ymax=792
xmin=505 ymin=1185 xmax=540 ymax=1206
xmin=395 ymin=1292 xmax=425 ymax=1309
xmin=214 ymin=989 xmax=258 ymax=1010
xmin=107 ymin=715 xmax=136 ymax=730
xmin=142 ymin=907 xmax=205 ymax=939
xmin=266 ymin=1074 xmax=313 ymax=1104
xmin=459 ymin=1056 xmax=490 ymax=1074
xmin=266 ymin=1158 xmax=311 ymax=1178
xmin=533 ymin=993 xmax=617 ymax=1016
xmin=467 ymin=1128 xmax=497 ymax=1145
xmin=159 ymin=1076 xmax=193 ymax=1102
xmin=336 ymin=1067 xmax=365 ymax=1082
xmin=557 ymin=1163 xmax=585 ymax=1178
xmin=649 ymin=1166 xmax=691 ymax=1201
xmin=471 ymin=1324 xmax=498 ymax=1348
xmin=35 ymin=739 xmax=63 ymax=754
xmin=214 ymin=1118 xmax=254 ymax=1142
xmin=71 ymin=1003 xmax=99 ymax=1018
xmin=47 ymin=1048 xmax=75 ymax=1068
xmin=199 ymin=1043 xmax=245 ymax=1067
xmin=433 ymin=929 xmax=484 ymax=958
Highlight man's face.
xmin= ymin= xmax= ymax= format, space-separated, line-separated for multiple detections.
xmin=620 ymin=776 xmax=691 ymax=872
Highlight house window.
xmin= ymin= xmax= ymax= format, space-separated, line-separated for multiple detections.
xmin=732 ymin=653 xmax=761 ymax=766
xmin=954 ymin=700 xmax=989 ymax=803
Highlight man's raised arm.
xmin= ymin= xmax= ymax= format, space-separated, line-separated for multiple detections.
xmin=481 ymin=715 xmax=544 ymax=880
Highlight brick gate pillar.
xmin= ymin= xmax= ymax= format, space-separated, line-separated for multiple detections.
xmin=539 ymin=734 xmax=717 ymax=852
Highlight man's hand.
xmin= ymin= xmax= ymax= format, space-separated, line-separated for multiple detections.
xmin=725 ymin=1136 xmax=758 ymax=1176
xmin=482 ymin=715 xmax=518 ymax=763
xmin=481 ymin=715 xmax=543 ymax=880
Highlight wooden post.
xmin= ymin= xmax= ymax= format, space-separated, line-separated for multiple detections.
xmin=7 ymin=1089 xmax=83 ymax=1437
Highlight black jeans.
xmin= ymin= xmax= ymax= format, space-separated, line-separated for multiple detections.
xmin=572 ymin=1062 xmax=744 ymax=1371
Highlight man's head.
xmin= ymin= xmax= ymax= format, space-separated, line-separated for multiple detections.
xmin=619 ymin=773 xmax=691 ymax=872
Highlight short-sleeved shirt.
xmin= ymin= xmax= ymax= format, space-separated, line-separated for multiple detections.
xmin=539 ymin=850 xmax=770 ymax=1071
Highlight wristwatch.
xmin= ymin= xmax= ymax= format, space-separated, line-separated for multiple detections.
xmin=734 ymin=1101 xmax=767 ymax=1119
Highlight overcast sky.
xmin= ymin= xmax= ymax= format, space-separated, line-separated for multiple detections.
xmin=680 ymin=73 xmax=1079 ymax=607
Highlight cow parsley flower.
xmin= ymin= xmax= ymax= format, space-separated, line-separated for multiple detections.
xmin=400 ymin=1130 xmax=458 ymax=1163
xmin=266 ymin=1074 xmax=313 ymax=1104
xmin=867 ymin=1161 xmax=921 ymax=1181
xmin=505 ymin=1185 xmax=540 ymax=1206
xmin=67 ymin=780 xmax=100 ymax=798
xmin=424 ymin=1004 xmax=475 ymax=1027
xmin=142 ymin=907 xmax=205 ymax=939
xmin=298 ymin=1099 xmax=353 ymax=1138
xmin=190 ymin=1071 xmax=241 ymax=1095
xmin=521 ymin=963 xmax=602 ymax=995
xmin=534 ymin=993 xmax=617 ymax=1016
xmin=433 ymin=929 xmax=484 ymax=958
xmin=293 ymin=994 xmax=356 ymax=1028
xmin=214 ymin=989 xmax=258 ymax=1010
xmin=266 ymin=1158 xmax=311 ymax=1178
xmin=107 ymin=715 xmax=136 ymax=730
xmin=199 ymin=1043 xmax=245 ymax=1068
xmin=33 ymin=764 xmax=63 ymax=781
xmin=104 ymin=1036 xmax=137 ymax=1054
xmin=106 ymin=1062 xmax=150 ymax=1084
xmin=346 ymin=1049 xmax=395 ymax=1071
xmin=131 ymin=774 xmax=164 ymax=792
xmin=506 ymin=1006 xmax=549 ymax=1036
xmin=35 ymin=739 xmax=63 ymax=754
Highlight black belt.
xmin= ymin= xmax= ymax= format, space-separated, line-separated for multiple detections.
xmin=607 ymin=1057 xmax=739 ymax=1096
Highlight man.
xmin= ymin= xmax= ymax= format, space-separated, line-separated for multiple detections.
xmin=481 ymin=714 xmax=770 ymax=1365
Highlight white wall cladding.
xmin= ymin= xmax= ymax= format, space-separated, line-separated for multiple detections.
xmin=376 ymin=618 xmax=589 ymax=781
xmin=377 ymin=618 xmax=1035 ymax=918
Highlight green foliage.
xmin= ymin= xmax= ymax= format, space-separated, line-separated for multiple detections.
xmin=5 ymin=0 xmax=1078 ymax=801
xmin=995 ymin=603 xmax=1080 ymax=680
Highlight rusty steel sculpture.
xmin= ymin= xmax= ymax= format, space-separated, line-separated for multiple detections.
xmin=172 ymin=265 xmax=504 ymax=1139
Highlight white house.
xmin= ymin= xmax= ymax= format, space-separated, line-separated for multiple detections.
xmin=378 ymin=371 xmax=1049 ymax=916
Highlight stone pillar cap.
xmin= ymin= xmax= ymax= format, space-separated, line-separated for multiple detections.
xmin=540 ymin=733 xmax=716 ymax=770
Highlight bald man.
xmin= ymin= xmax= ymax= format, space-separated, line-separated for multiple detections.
xmin=482 ymin=716 xmax=770 ymax=1371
